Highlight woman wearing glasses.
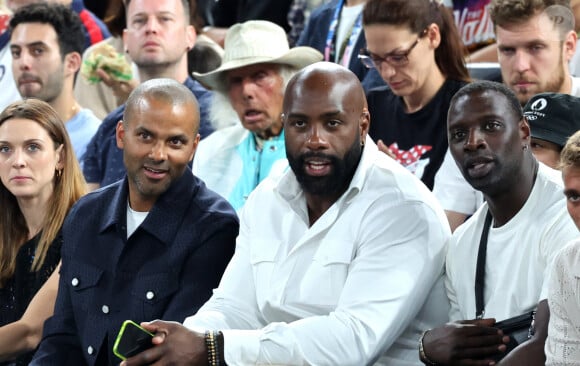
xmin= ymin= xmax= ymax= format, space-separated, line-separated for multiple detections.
xmin=361 ymin=0 xmax=470 ymax=190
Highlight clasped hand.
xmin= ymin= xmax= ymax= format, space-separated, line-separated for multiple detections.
xmin=422 ymin=318 xmax=510 ymax=366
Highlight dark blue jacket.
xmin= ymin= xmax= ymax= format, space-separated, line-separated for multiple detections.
xmin=82 ymin=77 xmax=214 ymax=187
xmin=31 ymin=171 xmax=238 ymax=366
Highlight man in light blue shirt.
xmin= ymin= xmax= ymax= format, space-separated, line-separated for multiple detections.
xmin=9 ymin=3 xmax=99 ymax=166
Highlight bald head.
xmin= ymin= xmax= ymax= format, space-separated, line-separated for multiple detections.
xmin=283 ymin=62 xmax=367 ymax=116
xmin=124 ymin=78 xmax=200 ymax=134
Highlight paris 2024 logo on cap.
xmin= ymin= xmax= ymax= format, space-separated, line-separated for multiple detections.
xmin=525 ymin=98 xmax=548 ymax=120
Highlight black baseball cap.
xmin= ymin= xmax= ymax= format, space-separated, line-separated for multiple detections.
xmin=523 ymin=92 xmax=580 ymax=149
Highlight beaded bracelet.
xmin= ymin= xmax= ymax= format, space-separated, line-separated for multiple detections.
xmin=204 ymin=330 xmax=224 ymax=366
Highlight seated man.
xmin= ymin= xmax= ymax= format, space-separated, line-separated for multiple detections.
xmin=433 ymin=0 xmax=580 ymax=231
xmin=420 ymin=81 xmax=577 ymax=365
xmin=30 ymin=79 xmax=239 ymax=365
xmin=9 ymin=3 xmax=101 ymax=166
xmin=82 ymin=0 xmax=213 ymax=190
xmin=434 ymin=90 xmax=580 ymax=232
xmin=192 ymin=20 xmax=322 ymax=210
xmin=545 ymin=130 xmax=580 ymax=364
xmin=121 ymin=62 xmax=451 ymax=366
xmin=0 ymin=0 xmax=110 ymax=112
xmin=523 ymin=92 xmax=580 ymax=169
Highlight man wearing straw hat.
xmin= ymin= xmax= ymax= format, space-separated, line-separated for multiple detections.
xmin=192 ymin=20 xmax=322 ymax=211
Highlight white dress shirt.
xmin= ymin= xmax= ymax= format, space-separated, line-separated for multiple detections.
xmin=184 ymin=137 xmax=451 ymax=365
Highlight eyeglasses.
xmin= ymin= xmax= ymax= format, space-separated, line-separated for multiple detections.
xmin=358 ymin=37 xmax=421 ymax=69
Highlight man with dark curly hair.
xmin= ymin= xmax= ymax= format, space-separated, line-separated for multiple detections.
xmin=9 ymin=2 xmax=101 ymax=165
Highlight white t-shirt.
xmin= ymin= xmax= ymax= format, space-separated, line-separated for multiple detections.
xmin=0 ymin=43 xmax=21 ymax=112
xmin=433 ymin=149 xmax=484 ymax=215
xmin=445 ymin=163 xmax=577 ymax=321
xmin=334 ymin=3 xmax=364 ymax=64
xmin=126 ymin=202 xmax=148 ymax=238
xmin=569 ymin=45 xmax=580 ymax=77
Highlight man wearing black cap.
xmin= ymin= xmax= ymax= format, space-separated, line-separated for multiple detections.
xmin=524 ymin=92 xmax=580 ymax=169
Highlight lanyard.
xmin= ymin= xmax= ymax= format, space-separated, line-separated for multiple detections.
xmin=324 ymin=0 xmax=364 ymax=66
xmin=474 ymin=161 xmax=538 ymax=320
xmin=474 ymin=210 xmax=493 ymax=319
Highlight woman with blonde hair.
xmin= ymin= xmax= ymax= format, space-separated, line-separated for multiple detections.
xmin=361 ymin=0 xmax=470 ymax=190
xmin=0 ymin=99 xmax=86 ymax=365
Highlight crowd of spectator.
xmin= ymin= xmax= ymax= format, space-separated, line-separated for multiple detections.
xmin=0 ymin=0 xmax=579 ymax=365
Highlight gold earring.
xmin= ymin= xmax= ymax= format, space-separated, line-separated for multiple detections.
xmin=56 ymin=169 xmax=62 ymax=178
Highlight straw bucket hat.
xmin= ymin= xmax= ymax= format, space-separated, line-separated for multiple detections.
xmin=193 ymin=20 xmax=323 ymax=91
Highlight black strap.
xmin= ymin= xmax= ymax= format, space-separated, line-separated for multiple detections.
xmin=475 ymin=210 xmax=493 ymax=319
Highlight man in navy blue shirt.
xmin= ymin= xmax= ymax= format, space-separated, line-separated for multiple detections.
xmin=82 ymin=0 xmax=214 ymax=190
xmin=30 ymin=78 xmax=238 ymax=366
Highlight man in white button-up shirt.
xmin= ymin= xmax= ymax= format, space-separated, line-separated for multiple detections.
xmin=122 ymin=62 xmax=452 ymax=366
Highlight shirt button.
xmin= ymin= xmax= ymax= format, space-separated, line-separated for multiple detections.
xmin=87 ymin=346 xmax=94 ymax=355
xmin=270 ymin=145 xmax=277 ymax=151
xmin=71 ymin=278 xmax=79 ymax=287
xmin=146 ymin=291 xmax=155 ymax=300
xmin=102 ymin=305 xmax=109 ymax=314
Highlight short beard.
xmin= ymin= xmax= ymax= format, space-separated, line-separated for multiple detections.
xmin=515 ymin=47 xmax=566 ymax=106
xmin=288 ymin=136 xmax=363 ymax=197
xmin=541 ymin=49 xmax=566 ymax=94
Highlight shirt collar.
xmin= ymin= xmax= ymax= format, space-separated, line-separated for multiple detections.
xmin=99 ymin=171 xmax=200 ymax=245
xmin=276 ymin=135 xmax=375 ymax=211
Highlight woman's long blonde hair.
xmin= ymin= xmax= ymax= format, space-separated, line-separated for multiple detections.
xmin=0 ymin=99 xmax=86 ymax=286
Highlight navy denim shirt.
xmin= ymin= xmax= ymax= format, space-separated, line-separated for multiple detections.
xmin=82 ymin=77 xmax=214 ymax=187
xmin=31 ymin=171 xmax=238 ymax=366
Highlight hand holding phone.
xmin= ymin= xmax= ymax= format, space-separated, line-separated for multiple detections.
xmin=113 ymin=320 xmax=154 ymax=361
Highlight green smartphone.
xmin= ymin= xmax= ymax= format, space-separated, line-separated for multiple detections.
xmin=113 ymin=320 xmax=154 ymax=361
